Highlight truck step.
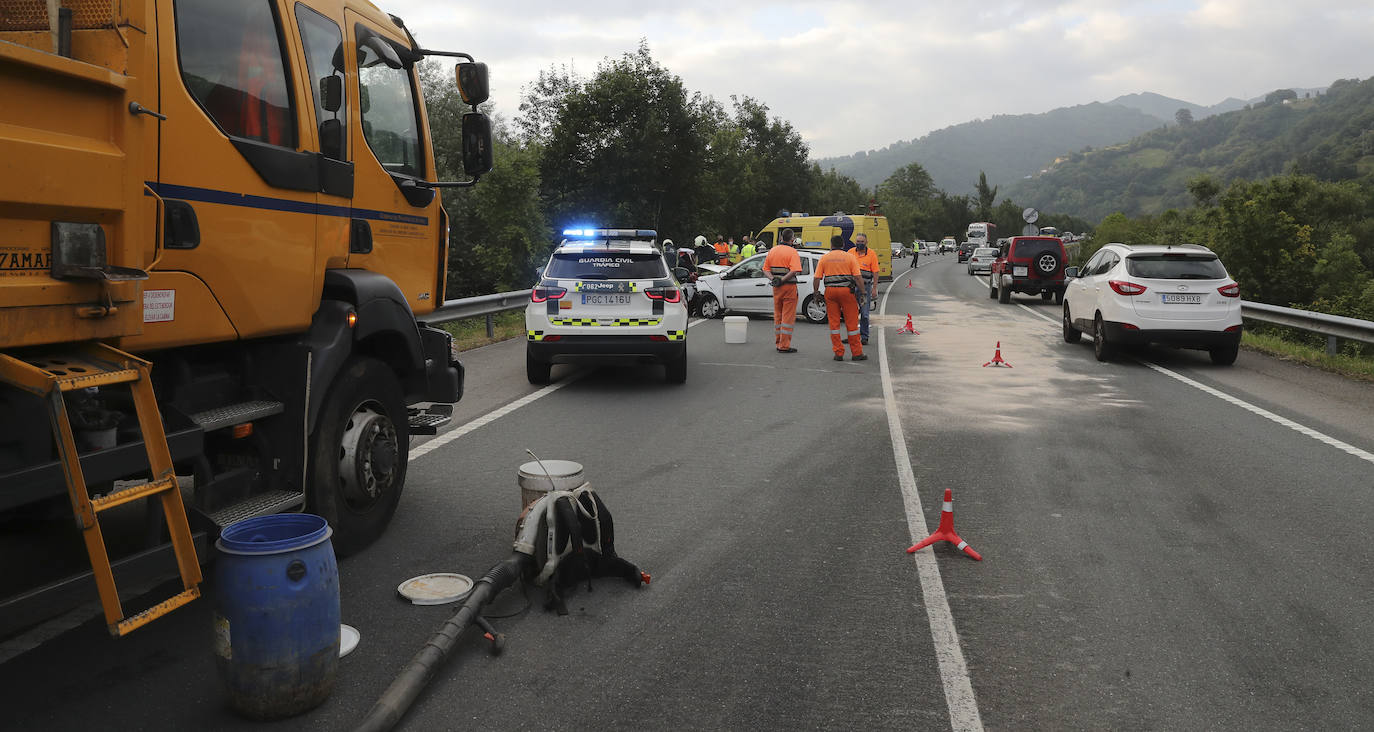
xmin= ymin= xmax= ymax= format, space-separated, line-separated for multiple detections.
xmin=190 ymin=400 xmax=284 ymax=432
xmin=205 ymin=490 xmax=305 ymax=529
xmin=407 ymin=404 xmax=453 ymax=435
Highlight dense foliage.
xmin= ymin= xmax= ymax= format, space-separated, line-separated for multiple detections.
xmin=1009 ymin=77 xmax=1374 ymax=221
xmin=426 ymin=44 xmax=1088 ymax=294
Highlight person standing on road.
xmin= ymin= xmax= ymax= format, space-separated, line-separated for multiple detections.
xmin=713 ymin=235 xmax=730 ymax=267
xmin=739 ymin=236 xmax=757 ymax=261
xmin=814 ymin=235 xmax=866 ymax=362
xmin=728 ymin=237 xmax=739 ymax=265
xmin=764 ymin=228 xmax=803 ymax=353
xmin=850 ymin=234 xmax=879 ymax=345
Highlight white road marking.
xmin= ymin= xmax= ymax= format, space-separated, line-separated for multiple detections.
xmin=1017 ymin=303 xmax=1374 ymax=466
xmin=413 ymin=317 xmax=708 ymax=461
xmin=880 ymin=268 xmax=984 ymax=732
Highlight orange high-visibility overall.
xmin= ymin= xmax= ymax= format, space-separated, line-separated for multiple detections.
xmin=764 ymin=244 xmax=802 ymax=349
xmin=815 ymin=249 xmax=864 ymax=357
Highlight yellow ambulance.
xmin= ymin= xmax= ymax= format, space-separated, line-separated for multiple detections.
xmin=754 ymin=213 xmax=894 ymax=281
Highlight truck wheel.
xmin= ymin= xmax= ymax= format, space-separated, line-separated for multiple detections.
xmin=526 ymin=348 xmax=551 ymax=385
xmin=308 ymin=357 xmax=408 ymax=556
xmin=998 ymin=281 xmax=1011 ymax=303
xmin=664 ymin=348 xmax=687 ymax=384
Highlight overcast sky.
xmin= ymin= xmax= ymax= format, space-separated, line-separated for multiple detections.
xmin=384 ymin=0 xmax=1373 ymax=159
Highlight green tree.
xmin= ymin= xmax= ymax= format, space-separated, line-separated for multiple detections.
xmin=419 ymin=62 xmax=550 ymax=297
xmin=1175 ymin=108 xmax=1194 ymax=126
xmin=974 ymin=171 xmax=998 ymax=221
xmin=1187 ymin=175 xmax=1221 ymax=207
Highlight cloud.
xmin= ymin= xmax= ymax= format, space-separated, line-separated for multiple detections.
xmin=381 ymin=0 xmax=1374 ymax=158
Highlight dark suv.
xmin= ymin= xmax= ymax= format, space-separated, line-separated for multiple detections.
xmin=956 ymin=242 xmax=973 ymax=262
xmin=988 ymin=236 xmax=1068 ymax=304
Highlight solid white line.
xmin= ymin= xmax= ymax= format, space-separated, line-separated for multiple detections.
xmin=879 ymin=268 xmax=984 ymax=732
xmin=1140 ymin=361 xmax=1374 ymax=465
xmin=1019 ymin=303 xmax=1374 ymax=465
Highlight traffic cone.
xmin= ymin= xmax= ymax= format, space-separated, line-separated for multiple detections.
xmin=897 ymin=314 xmax=919 ymax=335
xmin=905 ymin=279 xmax=913 ymax=288
xmin=982 ymin=341 xmax=1012 ymax=368
xmin=905 ymin=489 xmax=982 ymax=560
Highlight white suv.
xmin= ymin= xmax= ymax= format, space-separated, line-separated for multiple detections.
xmin=1062 ymin=243 xmax=1242 ymax=364
xmin=526 ymin=229 xmax=689 ymax=384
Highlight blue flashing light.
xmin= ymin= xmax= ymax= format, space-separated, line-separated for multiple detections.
xmin=562 ymin=227 xmax=598 ymax=237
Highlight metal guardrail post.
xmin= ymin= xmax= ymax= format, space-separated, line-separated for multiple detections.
xmin=485 ymin=314 xmax=495 ymax=338
xmin=1328 ymin=336 xmax=1338 ymax=356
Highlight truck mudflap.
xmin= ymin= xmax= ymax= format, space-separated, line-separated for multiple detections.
xmin=418 ymin=324 xmax=463 ymax=404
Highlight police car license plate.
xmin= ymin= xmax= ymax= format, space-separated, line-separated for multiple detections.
xmin=582 ymin=294 xmax=631 ymax=305
xmin=1013 ymin=266 xmax=1028 ymax=277
xmin=1161 ymin=293 xmax=1202 ymax=304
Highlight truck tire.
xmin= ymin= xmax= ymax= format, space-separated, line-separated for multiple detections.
xmin=308 ymin=356 xmax=408 ymax=556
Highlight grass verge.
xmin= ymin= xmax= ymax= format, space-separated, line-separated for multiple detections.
xmin=1242 ymin=331 xmax=1374 ymax=382
xmin=439 ymin=310 xmax=526 ymax=352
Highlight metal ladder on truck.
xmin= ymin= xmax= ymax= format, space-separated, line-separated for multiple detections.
xmin=0 ymin=342 xmax=202 ymax=636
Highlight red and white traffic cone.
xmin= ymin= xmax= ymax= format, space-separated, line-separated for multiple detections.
xmin=905 ymin=489 xmax=982 ymax=560
xmin=897 ymin=313 xmax=919 ymax=335
xmin=905 ymin=279 xmax=913 ymax=288
xmin=982 ymin=341 xmax=1012 ymax=368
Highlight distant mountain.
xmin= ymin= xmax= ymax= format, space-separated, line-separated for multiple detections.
xmin=817 ymin=102 xmax=1166 ymax=192
xmin=1108 ymin=88 xmax=1327 ymax=122
xmin=1005 ymin=78 xmax=1373 ymax=222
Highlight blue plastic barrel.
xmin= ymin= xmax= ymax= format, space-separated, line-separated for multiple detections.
xmin=213 ymin=513 xmax=340 ymax=719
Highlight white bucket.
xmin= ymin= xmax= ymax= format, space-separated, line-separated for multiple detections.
xmin=517 ymin=459 xmax=585 ymax=508
xmin=724 ymin=316 xmax=748 ymax=344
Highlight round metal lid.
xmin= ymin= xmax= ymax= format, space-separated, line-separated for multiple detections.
xmin=397 ymin=572 xmax=474 ymax=606
xmin=517 ymin=459 xmax=584 ymax=479
xmin=340 ymin=624 xmax=360 ymax=658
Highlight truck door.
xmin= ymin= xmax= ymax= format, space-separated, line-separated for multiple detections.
xmin=341 ymin=10 xmax=443 ymax=312
xmin=148 ymin=0 xmax=320 ymax=349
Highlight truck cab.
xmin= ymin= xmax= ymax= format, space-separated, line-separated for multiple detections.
xmin=0 ymin=0 xmax=492 ymax=636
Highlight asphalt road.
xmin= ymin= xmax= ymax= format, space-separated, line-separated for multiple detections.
xmin=4 ymin=254 xmax=1373 ymax=730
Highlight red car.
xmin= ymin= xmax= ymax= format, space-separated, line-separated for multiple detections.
xmin=989 ymin=236 xmax=1069 ymax=304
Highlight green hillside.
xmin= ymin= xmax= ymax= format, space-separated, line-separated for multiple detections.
xmin=818 ymin=102 xmax=1166 ymax=192
xmin=1007 ymin=78 xmax=1374 ymax=222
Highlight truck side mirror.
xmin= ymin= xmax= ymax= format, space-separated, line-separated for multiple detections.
xmin=360 ymin=34 xmax=403 ymax=69
xmin=320 ymin=75 xmax=342 ymax=113
xmin=455 ymin=62 xmax=489 ymax=106
xmin=462 ymin=113 xmax=493 ymax=176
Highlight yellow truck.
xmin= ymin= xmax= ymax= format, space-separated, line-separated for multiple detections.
xmin=0 ymin=0 xmax=492 ymax=636
xmin=754 ymin=212 xmax=894 ymax=281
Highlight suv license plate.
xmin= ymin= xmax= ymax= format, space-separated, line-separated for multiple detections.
xmin=583 ymin=293 xmax=632 ymax=305
xmin=1013 ymin=266 xmax=1028 ymax=277
xmin=1161 ymin=294 xmax=1202 ymax=304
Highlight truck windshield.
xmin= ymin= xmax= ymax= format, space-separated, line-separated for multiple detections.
xmin=545 ymin=251 xmax=668 ymax=280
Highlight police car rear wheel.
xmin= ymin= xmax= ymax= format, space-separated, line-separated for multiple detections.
xmin=526 ymin=347 xmax=551 ymax=385
xmin=665 ymin=349 xmax=687 ymax=384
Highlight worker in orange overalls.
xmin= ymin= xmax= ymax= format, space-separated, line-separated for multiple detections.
xmin=764 ymin=228 xmax=802 ymax=353
xmin=849 ymin=234 xmax=879 ymax=345
xmin=814 ymin=235 xmax=866 ymax=361
xmin=713 ymin=236 xmax=731 ymax=267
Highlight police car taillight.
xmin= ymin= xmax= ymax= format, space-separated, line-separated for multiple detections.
xmin=645 ymin=286 xmax=681 ymax=303
xmin=531 ymin=286 xmax=567 ymax=303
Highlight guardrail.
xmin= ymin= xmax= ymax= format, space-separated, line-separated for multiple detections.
xmin=415 ymin=287 xmax=1374 ymax=355
xmin=1241 ymin=301 xmax=1374 ymax=355
xmin=421 ymin=289 xmax=532 ymax=336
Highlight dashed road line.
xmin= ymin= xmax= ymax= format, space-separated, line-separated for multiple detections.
xmin=880 ymin=268 xmax=984 ymax=732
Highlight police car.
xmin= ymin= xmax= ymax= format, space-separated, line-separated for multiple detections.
xmin=525 ymin=229 xmax=689 ymax=384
